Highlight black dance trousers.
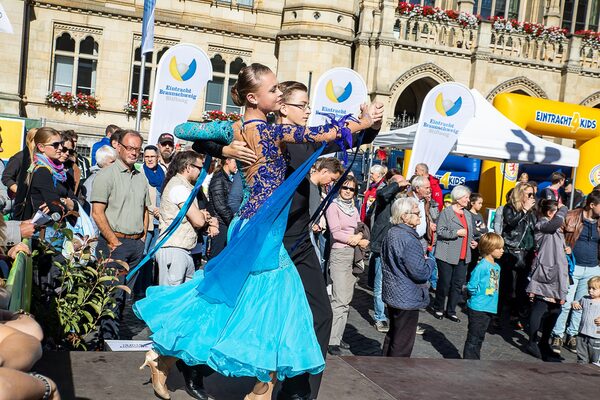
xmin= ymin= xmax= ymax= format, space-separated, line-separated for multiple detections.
xmin=280 ymin=240 xmax=333 ymax=398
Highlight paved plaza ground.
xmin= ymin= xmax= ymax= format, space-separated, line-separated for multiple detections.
xmin=122 ymin=276 xmax=579 ymax=364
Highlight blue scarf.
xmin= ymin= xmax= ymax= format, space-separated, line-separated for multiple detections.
xmin=31 ymin=153 xmax=67 ymax=187
xmin=143 ymin=164 xmax=165 ymax=188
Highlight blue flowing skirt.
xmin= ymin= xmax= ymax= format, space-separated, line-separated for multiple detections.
xmin=133 ymin=216 xmax=325 ymax=382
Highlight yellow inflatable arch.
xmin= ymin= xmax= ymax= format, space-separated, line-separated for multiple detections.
xmin=478 ymin=93 xmax=600 ymax=207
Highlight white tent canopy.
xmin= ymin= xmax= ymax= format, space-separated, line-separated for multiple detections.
xmin=374 ymin=89 xmax=580 ymax=167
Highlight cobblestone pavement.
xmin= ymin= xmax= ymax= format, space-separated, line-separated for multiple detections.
xmin=122 ymin=275 xmax=578 ymax=363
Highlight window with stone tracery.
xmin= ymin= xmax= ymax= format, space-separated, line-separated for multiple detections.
xmin=129 ymin=45 xmax=170 ymax=101
xmin=472 ymin=0 xmax=520 ymax=19
xmin=51 ymin=31 xmax=100 ymax=95
xmin=204 ymin=55 xmax=246 ymax=114
xmin=561 ymin=0 xmax=599 ymax=33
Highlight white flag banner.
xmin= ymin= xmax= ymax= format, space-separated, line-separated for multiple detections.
xmin=407 ymin=82 xmax=476 ymax=176
xmin=308 ymin=68 xmax=368 ymax=127
xmin=147 ymin=44 xmax=212 ymax=145
xmin=0 ymin=2 xmax=14 ymax=34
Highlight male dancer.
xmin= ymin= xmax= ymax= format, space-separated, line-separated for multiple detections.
xmin=194 ymin=95 xmax=383 ymax=399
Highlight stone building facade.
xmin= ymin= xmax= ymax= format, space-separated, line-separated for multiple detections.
xmin=1 ymin=0 xmax=599 ymax=153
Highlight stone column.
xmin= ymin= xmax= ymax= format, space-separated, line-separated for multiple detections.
xmin=457 ymin=0 xmax=475 ymax=13
xmin=544 ymin=0 xmax=561 ymax=27
xmin=469 ymin=20 xmax=492 ymax=89
xmin=559 ymin=35 xmax=582 ymax=101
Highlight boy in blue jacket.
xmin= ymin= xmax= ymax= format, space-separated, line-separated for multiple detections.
xmin=463 ymin=232 xmax=504 ymax=359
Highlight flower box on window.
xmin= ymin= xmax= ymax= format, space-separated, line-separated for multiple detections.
xmin=202 ymin=110 xmax=242 ymax=122
xmin=45 ymin=91 xmax=99 ymax=114
xmin=576 ymin=30 xmax=600 ymax=50
xmin=490 ymin=16 xmax=568 ymax=43
xmin=123 ymin=98 xmax=153 ymax=116
xmin=396 ymin=2 xmax=480 ymax=30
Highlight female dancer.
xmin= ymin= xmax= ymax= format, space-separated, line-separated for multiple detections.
xmin=135 ymin=63 xmax=373 ymax=400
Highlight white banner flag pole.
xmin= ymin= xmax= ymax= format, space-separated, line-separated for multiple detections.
xmin=147 ymin=44 xmax=212 ymax=145
xmin=407 ymin=82 xmax=476 ymax=176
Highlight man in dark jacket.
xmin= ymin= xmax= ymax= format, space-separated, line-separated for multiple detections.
xmin=207 ymin=158 xmax=237 ymax=259
xmin=193 ymin=109 xmax=382 ymax=400
xmin=540 ymin=171 xmax=566 ymax=204
xmin=369 ymin=172 xmax=410 ymax=332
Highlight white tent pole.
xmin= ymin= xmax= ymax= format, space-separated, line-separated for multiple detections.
xmin=570 ymin=167 xmax=577 ymax=209
xmin=499 ymin=162 xmax=506 ymax=206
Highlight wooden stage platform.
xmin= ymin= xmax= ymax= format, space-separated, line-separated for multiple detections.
xmin=34 ymin=352 xmax=600 ymax=399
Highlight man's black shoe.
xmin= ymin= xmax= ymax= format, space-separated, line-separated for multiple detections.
xmin=339 ymin=340 xmax=351 ymax=350
xmin=276 ymin=391 xmax=311 ymax=400
xmin=327 ymin=345 xmax=342 ymax=356
xmin=176 ymin=360 xmax=214 ymax=400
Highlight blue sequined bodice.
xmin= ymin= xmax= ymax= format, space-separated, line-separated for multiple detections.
xmin=237 ymin=121 xmax=338 ymax=219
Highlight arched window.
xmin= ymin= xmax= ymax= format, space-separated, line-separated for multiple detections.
xmin=129 ymin=46 xmax=169 ymax=101
xmin=204 ymin=55 xmax=246 ymax=114
xmin=52 ymin=33 xmax=99 ymax=95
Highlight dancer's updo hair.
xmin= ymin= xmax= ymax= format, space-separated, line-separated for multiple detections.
xmin=230 ymin=63 xmax=273 ymax=107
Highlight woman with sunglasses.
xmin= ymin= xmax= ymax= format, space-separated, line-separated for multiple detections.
xmin=59 ymin=131 xmax=82 ymax=195
xmin=499 ymin=182 xmax=537 ymax=328
xmin=23 ymin=127 xmax=78 ymax=221
xmin=326 ymin=175 xmax=369 ymax=355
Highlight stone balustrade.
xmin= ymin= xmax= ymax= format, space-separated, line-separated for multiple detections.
xmin=393 ymin=15 xmax=600 ymax=72
xmin=489 ymin=32 xmax=565 ymax=64
xmin=394 ymin=17 xmax=477 ymax=51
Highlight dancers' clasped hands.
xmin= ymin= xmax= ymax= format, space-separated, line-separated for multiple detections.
xmin=223 ymin=101 xmax=385 ymax=166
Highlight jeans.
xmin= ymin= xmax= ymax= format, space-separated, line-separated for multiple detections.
xmin=429 ymin=251 xmax=438 ymax=290
xmin=576 ymin=334 xmax=600 ymax=364
xmin=370 ymin=252 xmax=387 ymax=322
xmin=463 ymin=309 xmax=492 ymax=360
xmin=552 ymin=264 xmax=600 ymax=338
xmin=96 ymin=236 xmax=144 ymax=341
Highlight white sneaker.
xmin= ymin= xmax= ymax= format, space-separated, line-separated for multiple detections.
xmin=375 ymin=320 xmax=389 ymax=333
xmin=416 ymin=325 xmax=425 ymax=335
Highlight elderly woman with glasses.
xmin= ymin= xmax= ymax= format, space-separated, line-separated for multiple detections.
xmin=326 ymin=175 xmax=369 ymax=356
xmin=430 ymin=185 xmax=477 ymax=323
xmin=381 ymin=197 xmax=435 ymax=357
xmin=500 ymin=182 xmax=537 ymax=327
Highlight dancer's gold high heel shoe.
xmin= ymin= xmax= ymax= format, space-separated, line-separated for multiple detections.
xmin=245 ymin=374 xmax=276 ymax=400
xmin=140 ymin=349 xmax=175 ymax=400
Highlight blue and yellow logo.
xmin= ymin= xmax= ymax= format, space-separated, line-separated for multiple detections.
xmin=590 ymin=164 xmax=600 ymax=186
xmin=169 ymin=57 xmax=197 ymax=81
xmin=326 ymin=80 xmax=352 ymax=103
xmin=435 ymin=93 xmax=462 ymax=117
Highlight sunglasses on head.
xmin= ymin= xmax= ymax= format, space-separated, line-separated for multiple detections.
xmin=341 ymin=186 xmax=356 ymax=193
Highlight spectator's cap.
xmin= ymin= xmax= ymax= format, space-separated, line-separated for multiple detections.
xmin=443 ymin=193 xmax=452 ymax=202
xmin=564 ymin=178 xmax=573 ymax=186
xmin=158 ymin=133 xmax=175 ymax=144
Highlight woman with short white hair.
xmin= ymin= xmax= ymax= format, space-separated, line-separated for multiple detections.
xmin=82 ymin=145 xmax=117 ymax=205
xmin=430 ymin=185 xmax=476 ymax=322
xmin=361 ymin=164 xmax=388 ymax=223
xmin=381 ymin=197 xmax=435 ymax=357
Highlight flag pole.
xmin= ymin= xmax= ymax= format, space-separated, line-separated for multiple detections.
xmin=135 ymin=53 xmax=146 ymax=131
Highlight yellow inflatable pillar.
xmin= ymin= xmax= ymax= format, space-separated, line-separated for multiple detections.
xmin=479 ymin=160 xmax=518 ymax=208
xmin=577 ymin=136 xmax=600 ymax=193
xmin=402 ymin=149 xmax=412 ymax=178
